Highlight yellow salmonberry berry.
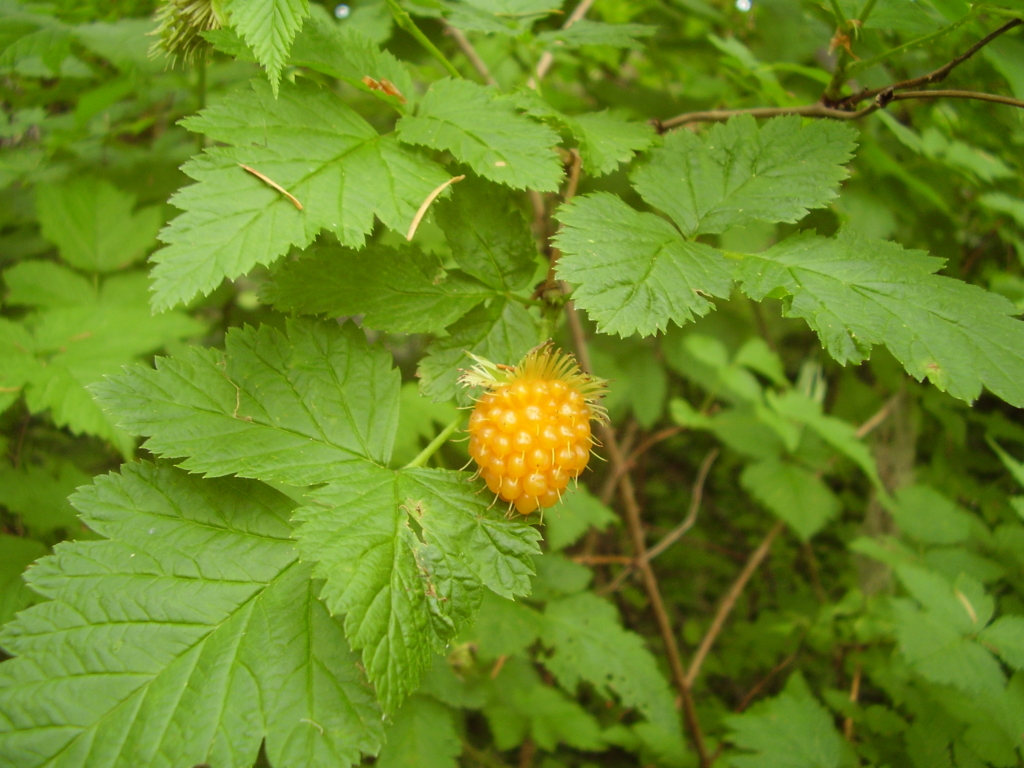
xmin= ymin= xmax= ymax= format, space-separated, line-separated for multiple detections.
xmin=459 ymin=343 xmax=608 ymax=516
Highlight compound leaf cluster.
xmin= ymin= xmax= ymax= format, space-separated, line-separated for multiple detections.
xmin=0 ymin=462 xmax=384 ymax=768
xmin=88 ymin=319 xmax=538 ymax=719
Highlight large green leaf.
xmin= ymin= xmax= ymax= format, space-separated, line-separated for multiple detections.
xmin=482 ymin=656 xmax=605 ymax=752
xmin=93 ymin=319 xmax=400 ymax=484
xmin=632 ymin=115 xmax=857 ymax=237
xmin=535 ymin=20 xmax=656 ymax=49
xmin=293 ymin=463 xmax=540 ymax=712
xmin=288 ymin=10 xmax=414 ymax=108
xmin=418 ymin=299 xmax=538 ymax=402
xmin=433 ymin=176 xmax=538 ymax=292
xmin=396 ymin=79 xmax=563 ymax=191
xmin=540 ymin=591 xmax=680 ymax=735
xmin=35 ymin=176 xmax=162 ymax=273
xmin=262 ymin=244 xmax=493 ymax=334
xmin=724 ymin=674 xmax=855 ymax=768
xmin=0 ymin=463 xmax=384 ymax=768
xmin=375 ymin=695 xmax=460 ymax=768
xmin=741 ymin=458 xmax=841 ymax=540
xmin=1 ymin=268 xmax=205 ymax=457
xmin=150 ymin=79 xmax=448 ymax=311
xmin=223 ymin=0 xmax=309 ymax=92
xmin=736 ymin=230 xmax=1024 ymax=407
xmin=555 ymin=192 xmax=734 ymax=336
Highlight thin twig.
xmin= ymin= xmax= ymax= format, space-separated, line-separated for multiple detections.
xmin=565 ymin=304 xmax=711 ymax=767
xmin=843 ymin=661 xmax=862 ymax=740
xmin=684 ymin=520 xmax=785 ymax=688
xmin=840 ymin=18 xmax=1023 ymax=107
xmin=599 ymin=421 xmax=638 ymax=505
xmin=602 ymin=425 xmax=685 ymax=496
xmin=384 ymin=0 xmax=462 ymax=78
xmin=444 ymin=22 xmax=497 ymax=85
xmin=599 ymin=448 xmax=719 ymax=594
xmin=888 ymin=89 xmax=1024 ymax=109
xmin=648 ymin=449 xmax=719 ymax=560
xmin=659 ymin=17 xmax=1024 ymax=130
xmin=855 ymin=397 xmax=896 ymax=439
xmin=239 ymin=164 xmax=303 ymax=210
xmin=529 ymin=0 xmax=596 ymax=86
xmin=734 ymin=644 xmax=801 ymax=712
xmin=543 ymin=149 xmax=582 ymax=289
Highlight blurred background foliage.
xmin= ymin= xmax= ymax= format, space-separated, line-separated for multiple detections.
xmin=3 ymin=0 xmax=1024 ymax=766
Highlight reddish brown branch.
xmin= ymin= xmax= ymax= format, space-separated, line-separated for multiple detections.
xmin=684 ymin=520 xmax=786 ymax=688
xmin=600 ymin=448 xmax=719 ymax=594
xmin=658 ymin=18 xmax=1024 ymax=131
xmin=565 ymin=305 xmax=711 ymax=767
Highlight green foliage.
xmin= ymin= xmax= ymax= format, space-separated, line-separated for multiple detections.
xmin=223 ymin=0 xmax=309 ymax=91
xmin=151 ymin=79 xmax=448 ymax=311
xmin=736 ymin=230 xmax=1024 ymax=406
xmin=396 ymin=78 xmax=563 ymax=191
xmin=0 ymin=463 xmax=384 ymax=768
xmin=725 ymin=675 xmax=856 ymax=768
xmin=6 ymin=2 xmax=1024 ymax=768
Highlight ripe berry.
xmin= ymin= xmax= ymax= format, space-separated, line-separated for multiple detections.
xmin=461 ymin=344 xmax=608 ymax=516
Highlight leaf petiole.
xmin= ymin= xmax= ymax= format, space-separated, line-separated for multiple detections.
xmin=384 ymin=0 xmax=463 ymax=79
xmin=403 ymin=415 xmax=464 ymax=468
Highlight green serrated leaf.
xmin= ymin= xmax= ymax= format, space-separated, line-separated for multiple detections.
xmin=151 ymin=79 xmax=448 ymax=311
xmin=545 ymin=485 xmax=617 ymax=551
xmin=376 ymin=695 xmax=461 ymax=768
xmin=768 ymin=390 xmax=882 ymax=490
xmin=980 ymin=616 xmax=1024 ymax=671
xmin=434 ymin=176 xmax=538 ymax=291
xmin=93 ymin=319 xmax=400 ymax=484
xmin=555 ymin=192 xmax=734 ymax=336
xmin=35 ymin=176 xmax=162 ymax=273
xmin=4 ymin=279 xmax=206 ymax=457
xmin=397 ymin=79 xmax=563 ymax=191
xmin=293 ymin=462 xmax=540 ymax=712
xmin=632 ymin=115 xmax=856 ymax=237
xmin=3 ymin=261 xmax=95 ymax=308
xmin=223 ymin=0 xmax=309 ymax=92
xmin=741 ymin=458 xmax=840 ymax=540
xmin=891 ymin=485 xmax=973 ymax=545
xmin=464 ymin=590 xmax=544 ymax=659
xmin=892 ymin=598 xmax=1005 ymax=698
xmin=262 ymin=243 xmax=492 ymax=333
xmin=289 ymin=9 xmax=413 ymax=107
xmin=483 ymin=656 xmax=605 ymax=752
xmin=535 ymin=19 xmax=656 ymax=49
xmin=724 ymin=673 xmax=855 ymax=768
xmin=540 ymin=592 xmax=680 ymax=735
xmin=0 ymin=463 xmax=384 ymax=768
xmin=418 ymin=299 xmax=538 ymax=403
xmin=511 ymin=92 xmax=655 ymax=176
xmin=443 ymin=0 xmax=556 ymax=35
xmin=737 ymin=230 xmax=1024 ymax=407
xmin=570 ymin=110 xmax=657 ymax=176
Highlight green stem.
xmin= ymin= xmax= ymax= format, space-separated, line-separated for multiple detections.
xmin=857 ymin=0 xmax=879 ymax=24
xmin=384 ymin=0 xmax=462 ymax=79
xmin=828 ymin=0 xmax=847 ymax=28
xmin=846 ymin=8 xmax=978 ymax=79
xmin=404 ymin=416 xmax=464 ymax=469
